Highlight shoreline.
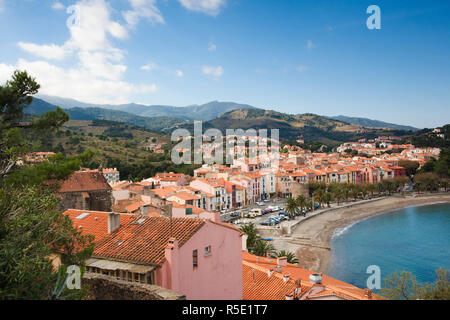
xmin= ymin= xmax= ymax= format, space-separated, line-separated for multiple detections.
xmin=275 ymin=193 xmax=450 ymax=274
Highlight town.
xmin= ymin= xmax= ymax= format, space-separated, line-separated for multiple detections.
xmin=29 ymin=132 xmax=442 ymax=301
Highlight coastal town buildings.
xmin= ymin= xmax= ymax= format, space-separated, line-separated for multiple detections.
xmin=64 ymin=209 xmax=244 ymax=300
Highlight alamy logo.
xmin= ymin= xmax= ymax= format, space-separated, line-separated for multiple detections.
xmin=366 ymin=265 xmax=381 ymax=289
xmin=366 ymin=5 xmax=381 ymax=30
xmin=171 ymin=121 xmax=280 ymax=167
xmin=66 ymin=5 xmax=81 ymax=28
xmin=66 ymin=265 xmax=81 ymax=290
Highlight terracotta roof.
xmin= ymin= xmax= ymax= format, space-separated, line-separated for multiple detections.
xmin=242 ymin=252 xmax=373 ymax=300
xmin=66 ymin=210 xmax=206 ymax=266
xmin=59 ymin=171 xmax=111 ymax=193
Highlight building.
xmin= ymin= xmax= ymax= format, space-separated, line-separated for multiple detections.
xmin=58 ymin=171 xmax=113 ymax=212
xmin=64 ymin=209 xmax=244 ymax=300
xmin=242 ymin=252 xmax=376 ymax=300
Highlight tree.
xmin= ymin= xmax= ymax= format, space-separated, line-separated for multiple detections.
xmin=381 ymin=271 xmax=422 ymax=300
xmin=398 ymin=160 xmax=420 ymax=177
xmin=382 ymin=269 xmax=450 ymax=300
xmin=252 ymin=240 xmax=275 ymax=258
xmin=0 ymin=71 xmax=93 ymax=299
xmin=285 ymin=197 xmax=299 ymax=219
xmin=0 ymin=186 xmax=94 ymax=299
xmin=296 ymin=195 xmax=306 ymax=213
xmin=240 ymin=223 xmax=258 ymax=251
xmin=0 ymin=70 xmax=68 ymax=178
xmin=323 ymin=192 xmax=333 ymax=208
xmin=414 ymin=173 xmax=440 ymax=192
xmin=274 ymin=250 xmax=299 ymax=264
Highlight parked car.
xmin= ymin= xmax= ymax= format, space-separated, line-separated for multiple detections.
xmin=250 ymin=208 xmax=263 ymax=217
xmin=256 ymin=202 xmax=264 ymax=206
xmin=262 ymin=209 xmax=271 ymax=215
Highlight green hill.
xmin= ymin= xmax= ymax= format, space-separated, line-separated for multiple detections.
xmin=182 ymin=109 xmax=412 ymax=145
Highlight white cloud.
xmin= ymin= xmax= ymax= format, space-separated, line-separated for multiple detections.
xmin=17 ymin=42 xmax=68 ymax=60
xmin=202 ymin=65 xmax=223 ymax=77
xmin=208 ymin=42 xmax=216 ymax=52
xmin=0 ymin=0 xmax=4 ymax=13
xmin=123 ymin=0 xmax=164 ymax=28
xmin=175 ymin=70 xmax=184 ymax=77
xmin=51 ymin=2 xmax=65 ymax=10
xmin=141 ymin=62 xmax=159 ymax=71
xmin=306 ymin=40 xmax=316 ymax=51
xmin=296 ymin=65 xmax=308 ymax=72
xmin=6 ymin=0 xmax=157 ymax=104
xmin=179 ymin=0 xmax=226 ymax=16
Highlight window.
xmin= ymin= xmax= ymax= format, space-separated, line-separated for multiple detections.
xmin=204 ymin=245 xmax=211 ymax=256
xmin=193 ymin=250 xmax=198 ymax=268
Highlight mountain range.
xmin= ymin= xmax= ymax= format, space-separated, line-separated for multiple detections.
xmin=181 ymin=108 xmax=413 ymax=145
xmin=329 ymin=115 xmax=417 ymax=131
xmin=26 ymin=96 xmax=418 ymax=143
xmin=37 ymin=95 xmax=256 ymax=121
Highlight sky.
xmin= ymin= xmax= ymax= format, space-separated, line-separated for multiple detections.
xmin=0 ymin=0 xmax=449 ymax=128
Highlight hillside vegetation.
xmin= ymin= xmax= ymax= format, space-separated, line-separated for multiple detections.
xmin=184 ymin=108 xmax=411 ymax=145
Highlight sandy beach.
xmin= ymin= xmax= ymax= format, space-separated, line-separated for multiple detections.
xmin=273 ymin=193 xmax=450 ymax=273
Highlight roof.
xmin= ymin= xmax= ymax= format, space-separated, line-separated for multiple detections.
xmin=65 ymin=210 xmax=206 ymax=266
xmin=242 ymin=252 xmax=374 ymax=300
xmin=59 ymin=171 xmax=111 ymax=193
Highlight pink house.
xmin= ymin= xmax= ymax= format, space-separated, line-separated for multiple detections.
xmin=64 ymin=209 xmax=243 ymax=300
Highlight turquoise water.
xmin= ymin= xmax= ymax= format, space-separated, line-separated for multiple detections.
xmin=327 ymin=203 xmax=450 ymax=290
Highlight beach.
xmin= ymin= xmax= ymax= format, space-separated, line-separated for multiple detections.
xmin=272 ymin=193 xmax=450 ymax=273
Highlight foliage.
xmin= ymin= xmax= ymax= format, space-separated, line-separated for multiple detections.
xmin=0 ymin=186 xmax=94 ymax=299
xmin=239 ymin=223 xmax=258 ymax=251
xmin=419 ymin=149 xmax=450 ymax=178
xmin=0 ymin=71 xmax=69 ymax=178
xmin=252 ymin=240 xmax=275 ymax=258
xmin=381 ymin=269 xmax=450 ymax=300
xmin=0 ymin=70 xmax=94 ymax=299
xmin=274 ymin=250 xmax=299 ymax=264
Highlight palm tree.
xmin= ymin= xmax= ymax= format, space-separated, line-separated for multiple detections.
xmin=274 ymin=250 xmax=299 ymax=264
xmin=296 ymin=195 xmax=306 ymax=214
xmin=285 ymin=197 xmax=298 ymax=219
xmin=240 ymin=223 xmax=258 ymax=251
xmin=323 ymin=192 xmax=333 ymax=208
xmin=333 ymin=186 xmax=344 ymax=205
xmin=252 ymin=239 xmax=275 ymax=257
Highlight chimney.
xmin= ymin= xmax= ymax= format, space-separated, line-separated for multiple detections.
xmin=266 ymin=252 xmax=271 ymax=258
xmin=283 ymin=274 xmax=290 ymax=282
xmin=364 ymin=289 xmax=373 ymax=299
xmin=277 ymin=257 xmax=287 ymax=267
xmin=164 ymin=238 xmax=179 ymax=291
xmin=267 ymin=269 xmax=274 ymax=278
xmin=309 ymin=273 xmax=322 ymax=284
xmin=107 ymin=212 xmax=120 ymax=233
xmin=285 ymin=293 xmax=294 ymax=300
xmin=275 ymin=265 xmax=282 ymax=273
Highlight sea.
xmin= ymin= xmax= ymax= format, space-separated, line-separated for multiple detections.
xmin=327 ymin=203 xmax=450 ymax=291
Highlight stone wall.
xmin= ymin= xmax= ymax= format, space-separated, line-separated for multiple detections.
xmin=82 ymin=273 xmax=185 ymax=300
xmin=59 ymin=189 xmax=113 ymax=212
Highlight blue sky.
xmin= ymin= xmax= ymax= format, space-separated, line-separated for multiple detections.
xmin=0 ymin=0 xmax=449 ymax=128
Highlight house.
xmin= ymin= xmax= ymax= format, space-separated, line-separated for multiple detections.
xmin=64 ymin=209 xmax=244 ymax=300
xmin=145 ymin=172 xmax=187 ymax=187
xmin=242 ymin=252 xmax=376 ymax=300
xmin=58 ymin=170 xmax=113 ymax=212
